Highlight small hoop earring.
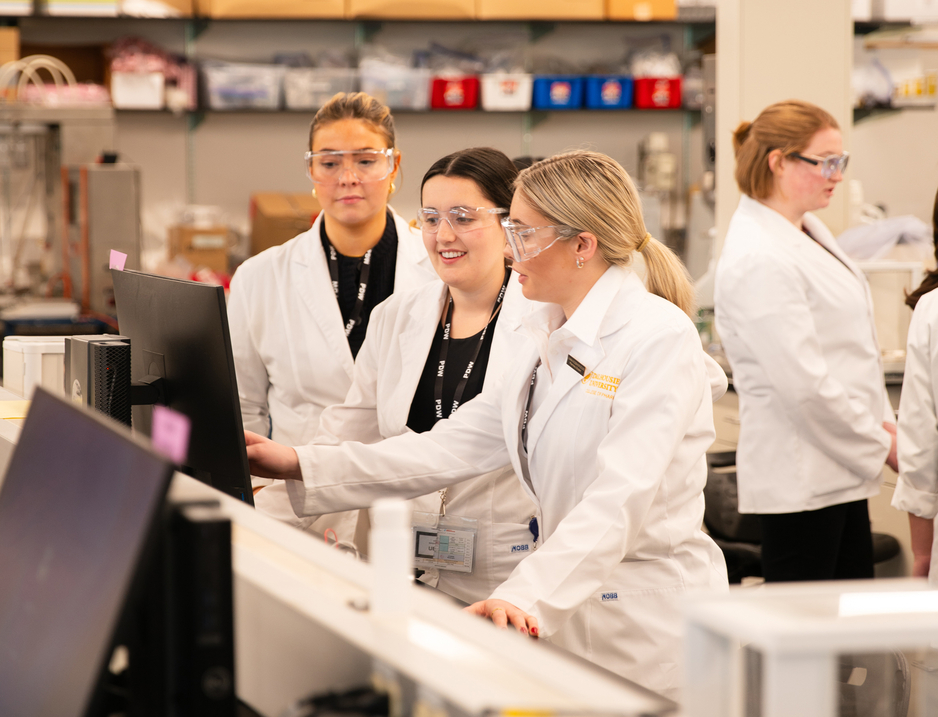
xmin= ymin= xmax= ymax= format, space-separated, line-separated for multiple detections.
xmin=389 ymin=182 xmax=396 ymax=195
xmin=576 ymin=256 xmax=584 ymax=269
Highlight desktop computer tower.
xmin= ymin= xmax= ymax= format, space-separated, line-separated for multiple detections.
xmin=116 ymin=502 xmax=236 ymax=717
xmin=64 ymin=335 xmax=132 ymax=427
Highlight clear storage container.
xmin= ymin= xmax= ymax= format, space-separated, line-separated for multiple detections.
xmin=359 ymin=66 xmax=430 ymax=110
xmin=283 ymin=68 xmax=357 ymax=110
xmin=203 ymin=61 xmax=284 ymax=110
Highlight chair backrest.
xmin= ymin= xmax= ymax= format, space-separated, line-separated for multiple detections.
xmin=703 ymin=451 xmax=762 ymax=544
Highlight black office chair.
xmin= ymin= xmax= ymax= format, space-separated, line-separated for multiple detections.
xmin=703 ymin=451 xmax=902 ymax=584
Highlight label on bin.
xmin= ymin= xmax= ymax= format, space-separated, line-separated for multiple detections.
xmin=652 ymin=79 xmax=672 ymax=107
xmin=550 ymin=82 xmax=572 ymax=104
xmin=601 ymin=80 xmax=622 ymax=104
xmin=444 ymin=81 xmax=465 ymax=106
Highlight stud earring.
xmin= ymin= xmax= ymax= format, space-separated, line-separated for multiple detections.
xmin=312 ymin=187 xmax=317 ymax=199
xmin=389 ymin=182 xmax=396 ymax=195
xmin=576 ymin=256 xmax=584 ymax=269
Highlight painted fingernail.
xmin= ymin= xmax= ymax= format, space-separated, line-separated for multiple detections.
xmin=531 ymin=627 xmax=538 ymax=637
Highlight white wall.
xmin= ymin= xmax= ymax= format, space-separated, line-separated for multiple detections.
xmin=715 ymin=0 xmax=854 ymax=256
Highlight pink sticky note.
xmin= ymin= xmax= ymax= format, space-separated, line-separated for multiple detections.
xmin=152 ymin=405 xmax=191 ymax=465
xmin=109 ymin=250 xmax=127 ymax=271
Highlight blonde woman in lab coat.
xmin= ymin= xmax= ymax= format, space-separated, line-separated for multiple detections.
xmin=314 ymin=147 xmax=537 ymax=603
xmin=892 ymin=188 xmax=938 ymax=580
xmin=715 ymin=100 xmax=897 ymax=582
xmin=227 ymin=92 xmax=435 ymax=543
xmin=245 ymin=150 xmax=729 ymax=699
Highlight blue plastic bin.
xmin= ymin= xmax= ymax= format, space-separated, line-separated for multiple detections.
xmin=532 ymin=76 xmax=584 ymax=110
xmin=585 ymin=76 xmax=633 ymax=109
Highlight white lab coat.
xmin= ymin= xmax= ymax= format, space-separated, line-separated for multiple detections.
xmin=893 ymin=288 xmax=938 ymax=581
xmin=315 ymin=276 xmax=538 ymax=604
xmin=287 ymin=266 xmax=729 ymax=698
xmin=228 ymin=208 xmax=435 ymax=541
xmin=714 ymin=194 xmax=892 ymax=514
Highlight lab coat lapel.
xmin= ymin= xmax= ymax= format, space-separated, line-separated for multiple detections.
xmin=385 ymin=283 xmax=447 ymax=435
xmin=522 ymin=268 xmax=633 ymax=456
xmin=292 ymin=216 xmax=356 ymax=379
xmin=391 ymin=209 xmax=435 ymax=289
xmin=503 ymin=350 xmax=542 ymax=503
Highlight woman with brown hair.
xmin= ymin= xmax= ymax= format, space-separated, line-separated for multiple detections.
xmin=714 ymin=99 xmax=897 ymax=583
xmin=245 ymin=150 xmax=728 ymax=699
xmin=893 ymin=187 xmax=938 ymax=579
xmin=227 ymin=92 xmax=435 ymax=542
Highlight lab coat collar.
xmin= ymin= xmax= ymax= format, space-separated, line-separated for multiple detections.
xmin=520 ymin=263 xmax=634 ymax=350
xmin=517 ymin=265 xmax=637 ymax=455
xmin=737 ymin=194 xmax=867 ymax=285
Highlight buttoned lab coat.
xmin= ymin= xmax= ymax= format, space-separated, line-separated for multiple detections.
xmin=893 ymin=289 xmax=938 ymax=581
xmin=228 ymin=208 xmax=435 ymax=542
xmin=287 ymin=266 xmax=729 ymax=698
xmin=315 ymin=276 xmax=538 ymax=604
xmin=715 ymin=194 xmax=892 ymax=515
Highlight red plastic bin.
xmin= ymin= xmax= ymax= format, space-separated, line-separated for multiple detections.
xmin=431 ymin=76 xmax=479 ymax=109
xmin=633 ymin=77 xmax=682 ymax=109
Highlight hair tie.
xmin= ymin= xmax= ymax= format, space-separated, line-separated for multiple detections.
xmin=637 ymin=232 xmax=652 ymax=253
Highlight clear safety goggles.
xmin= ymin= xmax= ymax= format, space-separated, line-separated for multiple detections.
xmin=304 ymin=148 xmax=396 ymax=185
xmin=790 ymin=151 xmax=850 ymax=179
xmin=502 ymin=219 xmax=578 ymax=262
xmin=416 ymin=207 xmax=507 ymax=235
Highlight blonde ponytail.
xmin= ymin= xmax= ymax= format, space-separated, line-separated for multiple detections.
xmin=640 ymin=236 xmax=696 ymax=317
xmin=515 ymin=150 xmax=697 ymax=318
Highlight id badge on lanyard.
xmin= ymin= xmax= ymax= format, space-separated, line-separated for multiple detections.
xmin=412 ymin=491 xmax=477 ymax=573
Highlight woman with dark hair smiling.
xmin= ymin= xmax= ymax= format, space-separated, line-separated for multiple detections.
xmin=312 ymin=147 xmax=537 ymax=603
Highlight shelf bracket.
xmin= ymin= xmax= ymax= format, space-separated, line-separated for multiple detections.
xmin=527 ymin=22 xmax=556 ymax=44
xmin=185 ymin=19 xmax=210 ymax=57
xmin=355 ymin=21 xmax=383 ymax=49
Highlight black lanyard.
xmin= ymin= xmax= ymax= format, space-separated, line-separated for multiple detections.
xmin=327 ymin=242 xmax=373 ymax=337
xmin=434 ymin=268 xmax=511 ymax=422
xmin=520 ymin=359 xmax=541 ymax=453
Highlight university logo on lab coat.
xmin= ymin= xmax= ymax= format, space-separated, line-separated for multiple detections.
xmin=581 ymin=372 xmax=621 ymax=399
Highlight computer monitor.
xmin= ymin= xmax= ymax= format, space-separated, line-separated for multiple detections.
xmin=111 ymin=269 xmax=254 ymax=506
xmin=0 ymin=388 xmax=174 ymax=717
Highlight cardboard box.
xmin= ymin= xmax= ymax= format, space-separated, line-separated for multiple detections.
xmin=476 ymin=0 xmax=601 ymax=20
xmin=197 ymin=0 xmax=345 ymax=17
xmin=606 ymin=0 xmax=675 ymax=20
xmin=349 ymin=0 xmax=473 ymax=19
xmin=250 ymin=193 xmax=320 ymax=256
xmin=169 ymin=225 xmax=230 ymax=273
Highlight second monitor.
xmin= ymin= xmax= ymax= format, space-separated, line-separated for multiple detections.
xmin=112 ymin=269 xmax=253 ymax=505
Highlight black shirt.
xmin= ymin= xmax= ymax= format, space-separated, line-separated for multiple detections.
xmin=320 ymin=211 xmax=398 ymax=358
xmin=406 ymin=308 xmax=501 ymax=434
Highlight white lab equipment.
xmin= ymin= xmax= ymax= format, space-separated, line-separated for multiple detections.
xmin=2 ymin=335 xmax=64 ymax=398
xmin=684 ymin=578 xmax=938 ymax=717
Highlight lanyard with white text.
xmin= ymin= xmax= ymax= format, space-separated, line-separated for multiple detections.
xmin=433 ymin=268 xmax=511 ymax=422
xmin=327 ymin=242 xmax=373 ymax=337
xmin=520 ymin=359 xmax=541 ymax=453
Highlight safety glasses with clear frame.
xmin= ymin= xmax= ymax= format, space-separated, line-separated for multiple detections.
xmin=789 ymin=151 xmax=850 ymax=179
xmin=502 ymin=219 xmax=579 ymax=262
xmin=304 ymin=148 xmax=396 ymax=185
xmin=416 ymin=207 xmax=507 ymax=235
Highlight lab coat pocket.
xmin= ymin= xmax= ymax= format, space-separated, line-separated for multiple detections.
xmin=490 ymin=522 xmax=536 ymax=587
xmin=586 ymin=577 xmax=684 ymax=698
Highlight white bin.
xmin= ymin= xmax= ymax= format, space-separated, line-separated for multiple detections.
xmin=481 ymin=73 xmax=533 ymax=111
xmin=3 ymin=336 xmax=65 ymax=399
xmin=284 ymin=68 xmax=357 ymax=110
